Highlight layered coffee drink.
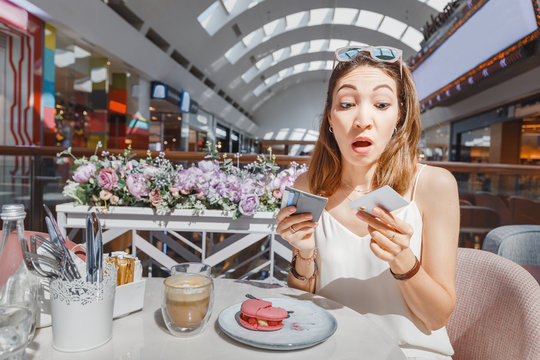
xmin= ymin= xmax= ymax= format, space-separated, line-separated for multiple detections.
xmin=162 ymin=273 xmax=213 ymax=336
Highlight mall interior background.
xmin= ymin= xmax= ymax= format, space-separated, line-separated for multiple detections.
xmin=0 ymin=0 xmax=539 ymax=275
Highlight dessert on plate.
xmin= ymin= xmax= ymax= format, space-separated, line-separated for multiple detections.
xmin=238 ymin=298 xmax=288 ymax=331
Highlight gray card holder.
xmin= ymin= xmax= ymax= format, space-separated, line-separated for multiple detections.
xmin=281 ymin=186 xmax=328 ymax=222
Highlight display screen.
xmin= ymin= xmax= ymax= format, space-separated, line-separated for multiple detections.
xmin=412 ymin=0 xmax=538 ymax=101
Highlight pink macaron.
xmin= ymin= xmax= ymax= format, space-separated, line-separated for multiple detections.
xmin=238 ymin=298 xmax=288 ymax=331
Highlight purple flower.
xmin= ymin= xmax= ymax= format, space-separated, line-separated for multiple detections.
xmin=198 ymin=160 xmax=219 ymax=173
xmin=175 ymin=166 xmax=203 ymax=192
xmin=126 ymin=174 xmax=148 ymax=201
xmin=239 ymin=194 xmax=259 ymax=216
xmin=97 ymin=168 xmax=118 ymax=190
xmin=72 ymin=163 xmax=96 ymax=183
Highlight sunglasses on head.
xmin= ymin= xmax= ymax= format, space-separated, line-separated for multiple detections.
xmin=332 ymin=46 xmax=403 ymax=78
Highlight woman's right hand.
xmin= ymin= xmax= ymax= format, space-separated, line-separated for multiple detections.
xmin=276 ymin=206 xmax=318 ymax=255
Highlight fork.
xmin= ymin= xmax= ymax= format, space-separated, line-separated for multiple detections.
xmin=21 ymin=239 xmax=62 ymax=279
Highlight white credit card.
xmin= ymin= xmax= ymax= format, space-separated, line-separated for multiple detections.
xmin=348 ymin=185 xmax=409 ymax=216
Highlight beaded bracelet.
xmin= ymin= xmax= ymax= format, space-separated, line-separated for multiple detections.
xmin=389 ymin=256 xmax=421 ymax=280
xmin=296 ymin=248 xmax=318 ymax=262
xmin=289 ymin=248 xmax=318 ymax=281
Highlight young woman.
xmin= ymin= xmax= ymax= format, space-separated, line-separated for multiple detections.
xmin=276 ymin=46 xmax=459 ymax=359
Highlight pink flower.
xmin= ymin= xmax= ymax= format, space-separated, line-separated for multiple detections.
xmin=72 ymin=163 xmax=96 ymax=183
xmin=149 ymin=189 xmax=163 ymax=206
xmin=97 ymin=168 xmax=118 ymax=190
xmin=169 ymin=186 xmax=180 ymax=199
xmin=142 ymin=165 xmax=159 ymax=179
xmin=239 ymin=194 xmax=259 ymax=216
xmin=126 ymin=175 xmax=148 ymax=201
xmin=273 ymin=190 xmax=283 ymax=199
xmin=110 ymin=195 xmax=120 ymax=204
xmin=99 ymin=190 xmax=113 ymax=201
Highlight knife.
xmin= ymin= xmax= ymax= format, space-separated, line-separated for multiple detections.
xmin=91 ymin=212 xmax=103 ymax=283
xmin=85 ymin=212 xmax=103 ymax=283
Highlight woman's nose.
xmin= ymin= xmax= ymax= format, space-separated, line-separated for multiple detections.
xmin=353 ymin=106 xmax=373 ymax=129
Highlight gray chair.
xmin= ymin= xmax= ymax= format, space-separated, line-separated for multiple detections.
xmin=482 ymin=225 xmax=540 ymax=265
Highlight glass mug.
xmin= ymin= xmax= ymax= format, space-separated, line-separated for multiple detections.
xmin=161 ymin=263 xmax=213 ymax=337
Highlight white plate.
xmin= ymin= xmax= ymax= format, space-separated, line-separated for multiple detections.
xmin=217 ymin=297 xmax=337 ymax=350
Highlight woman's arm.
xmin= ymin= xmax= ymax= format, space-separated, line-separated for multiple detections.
xmin=277 ymin=173 xmax=319 ymax=293
xmin=361 ymin=165 xmax=459 ymax=330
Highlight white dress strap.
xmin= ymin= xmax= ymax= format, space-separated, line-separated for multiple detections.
xmin=411 ymin=164 xmax=426 ymax=202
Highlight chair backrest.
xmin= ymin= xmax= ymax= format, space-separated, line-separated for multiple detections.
xmin=447 ymin=248 xmax=540 ymax=360
xmin=508 ymin=196 xmax=540 ymax=225
xmin=473 ymin=193 xmax=512 ymax=225
xmin=459 ymin=205 xmax=500 ymax=229
xmin=498 ymin=234 xmax=540 ymax=266
xmin=483 ymin=225 xmax=540 ymax=261
xmin=459 ymin=199 xmax=473 ymax=206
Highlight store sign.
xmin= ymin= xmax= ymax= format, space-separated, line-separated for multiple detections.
xmin=0 ymin=0 xmax=28 ymax=31
xmin=421 ymin=0 xmax=462 ymax=41
xmin=180 ymin=90 xmax=191 ymax=113
xmin=151 ymin=83 xmax=167 ymax=99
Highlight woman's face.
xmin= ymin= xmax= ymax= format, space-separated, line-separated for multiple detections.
xmin=329 ymin=65 xmax=400 ymax=168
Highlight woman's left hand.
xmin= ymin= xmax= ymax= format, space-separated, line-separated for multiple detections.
xmin=356 ymin=207 xmax=414 ymax=263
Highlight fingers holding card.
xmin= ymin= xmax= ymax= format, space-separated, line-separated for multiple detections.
xmin=281 ymin=186 xmax=328 ymax=223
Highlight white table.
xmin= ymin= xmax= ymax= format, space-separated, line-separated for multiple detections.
xmin=28 ymin=278 xmax=406 ymax=360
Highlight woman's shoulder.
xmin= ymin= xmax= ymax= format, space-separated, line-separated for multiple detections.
xmin=293 ymin=172 xmax=311 ymax=192
xmin=415 ymin=164 xmax=458 ymax=204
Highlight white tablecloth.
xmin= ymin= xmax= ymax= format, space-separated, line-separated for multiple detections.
xmin=28 ymin=278 xmax=406 ymax=360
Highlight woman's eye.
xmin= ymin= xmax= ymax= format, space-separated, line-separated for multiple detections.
xmin=339 ymin=102 xmax=354 ymax=109
xmin=375 ymin=103 xmax=390 ymax=110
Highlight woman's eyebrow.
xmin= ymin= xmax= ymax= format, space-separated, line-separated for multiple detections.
xmin=372 ymin=84 xmax=395 ymax=93
xmin=336 ymin=84 xmax=357 ymax=93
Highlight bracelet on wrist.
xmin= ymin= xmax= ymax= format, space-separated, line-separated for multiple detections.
xmin=289 ymin=251 xmax=318 ymax=281
xmin=296 ymin=248 xmax=318 ymax=262
xmin=389 ymin=256 xmax=421 ymax=280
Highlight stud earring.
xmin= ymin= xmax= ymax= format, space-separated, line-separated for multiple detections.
xmin=329 ymin=125 xmax=334 ymax=133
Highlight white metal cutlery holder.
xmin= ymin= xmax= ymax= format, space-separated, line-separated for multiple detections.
xmin=49 ymin=262 xmax=116 ymax=352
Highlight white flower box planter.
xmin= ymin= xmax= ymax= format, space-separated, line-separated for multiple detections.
xmin=55 ymin=202 xmax=292 ymax=281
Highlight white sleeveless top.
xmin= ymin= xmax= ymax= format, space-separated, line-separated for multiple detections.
xmin=315 ymin=166 xmax=454 ymax=359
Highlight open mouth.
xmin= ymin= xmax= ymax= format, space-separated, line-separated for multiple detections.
xmin=352 ymin=140 xmax=372 ymax=147
xmin=351 ymin=137 xmax=373 ymax=153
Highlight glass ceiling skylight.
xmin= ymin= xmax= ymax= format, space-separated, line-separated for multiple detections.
xmin=253 ymin=60 xmax=332 ymax=97
xmin=197 ymin=0 xmax=264 ymax=36
xmin=224 ymin=8 xmax=424 ymax=65
xmin=241 ymin=38 xmax=364 ymax=83
xmin=199 ymin=1 xmax=441 ymax=36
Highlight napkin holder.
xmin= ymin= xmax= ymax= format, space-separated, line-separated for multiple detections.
xmin=113 ymin=278 xmax=146 ymax=318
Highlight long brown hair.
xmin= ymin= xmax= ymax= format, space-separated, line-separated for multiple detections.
xmin=308 ymin=51 xmax=421 ymax=197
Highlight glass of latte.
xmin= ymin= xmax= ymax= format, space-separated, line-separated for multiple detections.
xmin=162 ymin=263 xmax=213 ymax=337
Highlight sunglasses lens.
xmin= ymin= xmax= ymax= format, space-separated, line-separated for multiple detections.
xmin=336 ymin=48 xmax=362 ymax=61
xmin=372 ymin=47 xmax=399 ymax=61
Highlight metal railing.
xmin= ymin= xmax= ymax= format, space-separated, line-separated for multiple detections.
xmin=1 ymin=145 xmax=539 ymax=248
